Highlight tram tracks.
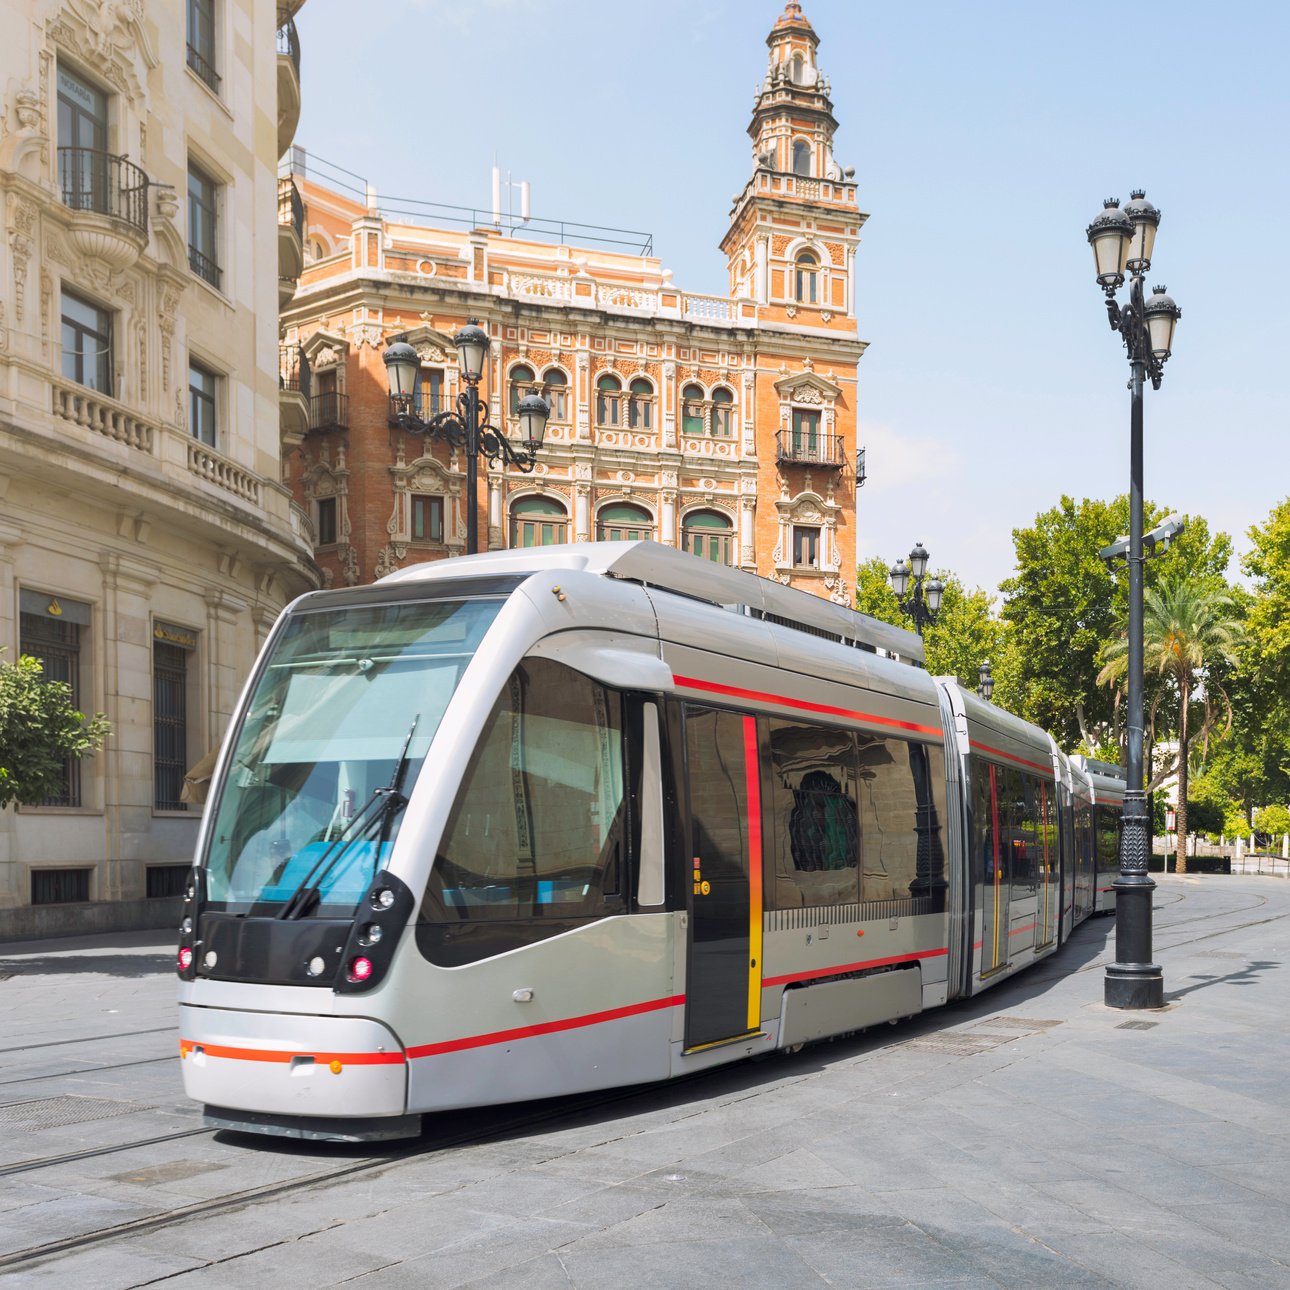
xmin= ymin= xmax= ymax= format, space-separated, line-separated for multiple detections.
xmin=0 ymin=1073 xmax=720 ymax=1274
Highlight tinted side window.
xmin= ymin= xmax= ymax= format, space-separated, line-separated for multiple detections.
xmin=766 ymin=720 xmax=858 ymax=908
xmin=419 ymin=659 xmax=627 ymax=964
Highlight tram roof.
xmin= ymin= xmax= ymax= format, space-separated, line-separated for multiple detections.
xmin=379 ymin=541 xmax=925 ymax=665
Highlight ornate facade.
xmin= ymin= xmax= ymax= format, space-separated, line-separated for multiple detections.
xmin=283 ymin=3 xmax=868 ymax=600
xmin=0 ymin=0 xmax=318 ymax=935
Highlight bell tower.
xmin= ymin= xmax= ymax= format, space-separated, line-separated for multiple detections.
xmin=721 ymin=3 xmax=867 ymax=322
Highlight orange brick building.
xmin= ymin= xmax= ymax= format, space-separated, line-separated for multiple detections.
xmin=280 ymin=3 xmax=868 ymax=602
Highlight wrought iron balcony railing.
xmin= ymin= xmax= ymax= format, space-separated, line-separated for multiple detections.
xmin=775 ymin=429 xmax=847 ymax=469
xmin=387 ymin=391 xmax=444 ymax=424
xmin=309 ymin=391 xmax=348 ymax=432
xmin=278 ymin=176 xmax=304 ymax=242
xmin=57 ymin=147 xmax=148 ymax=235
xmin=276 ymin=18 xmax=300 ymax=75
xmin=279 ymin=343 xmax=311 ymax=399
xmin=189 ymin=245 xmax=222 ymax=291
xmin=186 ymin=41 xmax=221 ymax=93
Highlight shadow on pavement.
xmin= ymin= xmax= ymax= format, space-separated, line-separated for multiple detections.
xmin=1165 ymin=958 xmax=1281 ymax=1001
xmin=0 ymin=952 xmax=175 ymax=978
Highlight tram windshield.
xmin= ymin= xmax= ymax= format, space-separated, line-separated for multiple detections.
xmin=204 ymin=597 xmax=502 ymax=916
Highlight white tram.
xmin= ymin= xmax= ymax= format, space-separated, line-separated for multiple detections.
xmin=176 ymin=543 xmax=1123 ymax=1140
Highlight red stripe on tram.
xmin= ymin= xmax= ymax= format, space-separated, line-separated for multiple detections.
xmin=178 ymin=1040 xmax=405 ymax=1066
xmin=970 ymin=740 xmax=1054 ymax=777
xmin=762 ymin=946 xmax=948 ymax=990
xmin=404 ymin=994 xmax=686 ymax=1060
xmin=674 ymin=675 xmax=942 ymax=738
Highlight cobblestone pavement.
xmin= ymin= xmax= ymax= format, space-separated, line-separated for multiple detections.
xmin=1 ymin=875 xmax=1288 ymax=1288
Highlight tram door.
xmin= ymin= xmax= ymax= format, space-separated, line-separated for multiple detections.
xmin=1034 ymin=782 xmax=1056 ymax=951
xmin=979 ymin=762 xmax=1010 ymax=975
xmin=682 ymin=706 xmax=762 ymax=1051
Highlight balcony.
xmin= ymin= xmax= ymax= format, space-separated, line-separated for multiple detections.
xmin=57 ymin=147 xmax=149 ymax=271
xmin=309 ymin=391 xmax=348 ymax=433
xmin=186 ymin=40 xmax=221 ymax=94
xmin=277 ymin=176 xmax=304 ymax=305
xmin=387 ymin=391 xmax=445 ymax=426
xmin=276 ymin=18 xmax=301 ymax=158
xmin=775 ymin=429 xmax=847 ymax=470
xmin=279 ymin=343 xmax=311 ymax=445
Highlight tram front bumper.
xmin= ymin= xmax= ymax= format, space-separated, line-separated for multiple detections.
xmin=178 ymin=1004 xmax=407 ymax=1119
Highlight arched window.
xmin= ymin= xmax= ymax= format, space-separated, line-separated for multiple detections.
xmin=627 ymin=377 xmax=654 ymax=430
xmin=711 ymin=387 xmax=734 ymax=437
xmin=794 ymin=250 xmax=819 ymax=304
xmin=509 ymin=363 xmax=535 ymax=416
xmin=542 ymin=368 xmax=568 ymax=422
xmin=682 ymin=510 xmax=734 ymax=565
xmin=681 ymin=383 xmax=705 ymax=436
xmin=790 ymin=54 xmax=804 ymax=85
xmin=597 ymin=502 xmax=653 ymax=543
xmin=596 ymin=374 xmax=622 ymax=427
xmin=792 ymin=140 xmax=811 ymax=177
xmin=510 ymin=495 xmax=569 ymax=548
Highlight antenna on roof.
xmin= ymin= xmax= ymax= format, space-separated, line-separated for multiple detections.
xmin=491 ymin=163 xmax=532 ymax=234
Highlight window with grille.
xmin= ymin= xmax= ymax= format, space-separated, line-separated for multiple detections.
xmin=154 ymin=635 xmax=191 ymax=810
xmin=186 ymin=0 xmax=219 ymax=92
xmin=31 ymin=868 xmax=91 ymax=905
xmin=147 ymin=864 xmax=193 ymax=899
xmin=187 ymin=159 xmax=221 ymax=289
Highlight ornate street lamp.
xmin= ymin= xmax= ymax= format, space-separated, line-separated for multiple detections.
xmin=889 ymin=542 xmax=943 ymax=636
xmin=1085 ymin=189 xmax=1181 ymax=1010
xmin=977 ymin=660 xmax=994 ymax=701
xmin=383 ymin=321 xmax=550 ymax=555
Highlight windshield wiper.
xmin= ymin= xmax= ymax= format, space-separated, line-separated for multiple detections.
xmin=277 ymin=716 xmax=420 ymax=920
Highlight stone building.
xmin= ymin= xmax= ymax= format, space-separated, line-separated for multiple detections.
xmin=0 ymin=0 xmax=318 ymax=937
xmin=282 ymin=2 xmax=868 ymax=596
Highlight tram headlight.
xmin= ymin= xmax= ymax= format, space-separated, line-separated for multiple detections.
xmin=347 ymin=956 xmax=374 ymax=984
xmin=178 ymin=947 xmax=193 ymax=971
xmin=180 ymin=917 xmax=193 ymax=936
xmin=358 ymin=923 xmax=383 ymax=947
xmin=371 ymin=888 xmax=396 ymax=910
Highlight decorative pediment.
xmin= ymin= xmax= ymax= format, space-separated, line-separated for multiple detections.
xmin=397 ymin=323 xmax=456 ymax=366
xmin=302 ymin=328 xmax=348 ymax=368
xmin=49 ymin=0 xmax=158 ymax=104
xmin=391 ymin=454 xmax=453 ymax=491
xmin=773 ymin=370 xmax=842 ymax=404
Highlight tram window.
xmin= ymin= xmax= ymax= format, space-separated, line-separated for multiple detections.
xmin=1096 ymin=806 xmax=1120 ymax=872
xmin=856 ymin=736 xmax=924 ymax=902
xmin=766 ymin=720 xmax=859 ymax=908
xmin=424 ymin=658 xmax=627 ymax=927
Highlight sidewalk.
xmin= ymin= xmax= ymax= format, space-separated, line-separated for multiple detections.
xmin=1 ymin=874 xmax=1288 ymax=1288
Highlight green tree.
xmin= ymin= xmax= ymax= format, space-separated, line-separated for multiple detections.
xmin=1097 ymin=575 xmax=1242 ymax=873
xmin=0 ymin=651 xmax=110 ymax=809
xmin=855 ymin=558 xmax=1002 ymax=691
xmin=999 ymin=495 xmax=1231 ymax=749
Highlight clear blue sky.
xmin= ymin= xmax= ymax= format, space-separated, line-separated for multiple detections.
xmin=296 ymin=0 xmax=1290 ymax=598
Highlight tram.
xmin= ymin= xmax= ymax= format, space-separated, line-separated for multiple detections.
xmin=176 ymin=542 xmax=1124 ymax=1140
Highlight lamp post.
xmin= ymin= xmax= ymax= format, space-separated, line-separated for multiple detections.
xmin=1085 ymin=189 xmax=1181 ymax=1010
xmin=889 ymin=541 xmax=944 ymax=637
xmin=383 ymin=321 xmax=549 ymax=555
xmin=977 ymin=660 xmax=994 ymax=701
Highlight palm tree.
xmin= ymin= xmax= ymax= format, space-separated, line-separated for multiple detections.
xmin=1098 ymin=575 xmax=1242 ymax=874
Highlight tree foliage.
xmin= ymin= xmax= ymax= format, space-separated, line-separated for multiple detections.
xmin=999 ymin=495 xmax=1232 ymax=750
xmin=1097 ymin=574 xmax=1242 ymax=872
xmin=855 ymin=557 xmax=1001 ymax=690
xmin=0 ymin=652 xmax=110 ymax=809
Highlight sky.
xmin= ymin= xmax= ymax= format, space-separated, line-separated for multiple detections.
xmin=295 ymin=0 xmax=1290 ymax=599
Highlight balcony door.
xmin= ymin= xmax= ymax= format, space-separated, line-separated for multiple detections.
xmin=57 ymin=66 xmax=108 ymax=212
